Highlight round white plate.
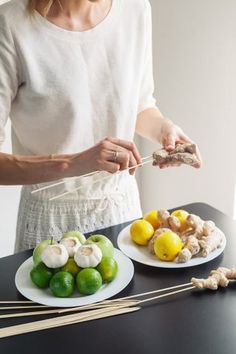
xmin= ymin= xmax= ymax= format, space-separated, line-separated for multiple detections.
xmin=15 ymin=249 xmax=134 ymax=307
xmin=117 ymin=224 xmax=226 ymax=268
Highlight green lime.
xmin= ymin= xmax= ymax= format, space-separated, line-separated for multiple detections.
xmin=49 ymin=271 xmax=74 ymax=297
xmin=96 ymin=257 xmax=118 ymax=283
xmin=76 ymin=268 xmax=102 ymax=295
xmin=30 ymin=262 xmax=54 ymax=289
xmin=61 ymin=258 xmax=81 ymax=277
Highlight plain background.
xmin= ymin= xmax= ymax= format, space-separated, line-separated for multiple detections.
xmin=0 ymin=0 xmax=236 ymax=257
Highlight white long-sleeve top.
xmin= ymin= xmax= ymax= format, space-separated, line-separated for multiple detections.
xmin=0 ymin=0 xmax=156 ymax=156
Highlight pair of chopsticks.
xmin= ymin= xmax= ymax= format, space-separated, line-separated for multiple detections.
xmin=31 ymin=155 xmax=154 ymax=201
xmin=0 ymin=282 xmax=195 ymax=338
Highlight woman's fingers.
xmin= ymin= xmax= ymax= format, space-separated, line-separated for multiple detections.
xmin=105 ymin=137 xmax=142 ymax=165
xmin=179 ymin=132 xmax=202 ymax=168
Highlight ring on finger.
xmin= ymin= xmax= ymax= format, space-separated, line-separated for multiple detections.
xmin=112 ymin=151 xmax=119 ymax=162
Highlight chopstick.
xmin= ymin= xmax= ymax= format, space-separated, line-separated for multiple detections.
xmin=31 ymin=155 xmax=153 ymax=197
xmin=49 ymin=157 xmax=153 ymax=201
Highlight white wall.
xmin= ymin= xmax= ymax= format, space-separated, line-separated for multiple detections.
xmin=138 ymin=0 xmax=236 ymax=216
xmin=1 ymin=0 xmax=236 ymax=257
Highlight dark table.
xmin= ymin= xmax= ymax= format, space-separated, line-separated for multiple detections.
xmin=1 ymin=203 xmax=236 ymax=354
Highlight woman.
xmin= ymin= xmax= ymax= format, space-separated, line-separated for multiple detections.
xmin=0 ymin=0 xmax=201 ymax=252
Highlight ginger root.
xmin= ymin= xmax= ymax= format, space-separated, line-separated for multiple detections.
xmin=191 ymin=267 xmax=236 ymax=290
xmin=175 ymin=236 xmax=200 ymax=263
xmin=199 ymin=229 xmax=224 ymax=257
xmin=153 ymin=143 xmax=199 ymax=167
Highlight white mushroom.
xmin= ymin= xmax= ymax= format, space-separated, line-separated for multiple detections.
xmin=74 ymin=244 xmax=102 ymax=268
xmin=41 ymin=244 xmax=69 ymax=268
xmin=60 ymin=237 xmax=81 ymax=257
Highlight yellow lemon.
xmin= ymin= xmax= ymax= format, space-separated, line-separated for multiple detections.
xmin=130 ymin=220 xmax=154 ymax=246
xmin=154 ymin=231 xmax=183 ymax=261
xmin=143 ymin=210 xmax=160 ymax=230
xmin=171 ymin=209 xmax=189 ymax=232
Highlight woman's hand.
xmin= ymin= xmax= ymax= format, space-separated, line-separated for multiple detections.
xmin=157 ymin=118 xmax=202 ymax=169
xmin=73 ymin=137 xmax=142 ymax=176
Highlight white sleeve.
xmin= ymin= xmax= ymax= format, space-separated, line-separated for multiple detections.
xmin=138 ymin=0 xmax=157 ymax=114
xmin=0 ymin=19 xmax=20 ymax=150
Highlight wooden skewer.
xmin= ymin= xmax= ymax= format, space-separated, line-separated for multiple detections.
xmin=0 ymin=305 xmax=52 ymax=311
xmin=31 ymin=170 xmax=99 ymax=194
xmin=31 ymin=155 xmax=153 ymax=195
xmin=49 ymin=158 xmax=153 ymax=201
xmin=0 ymin=281 xmax=193 ymax=318
xmin=0 ymin=301 xmax=34 ymax=304
xmin=0 ymin=300 xmax=139 ymax=320
xmin=0 ymin=306 xmax=140 ymax=338
xmin=0 ymin=284 xmax=195 ymax=337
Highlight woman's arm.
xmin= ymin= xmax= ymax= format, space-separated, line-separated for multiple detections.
xmin=0 ymin=137 xmax=142 ymax=185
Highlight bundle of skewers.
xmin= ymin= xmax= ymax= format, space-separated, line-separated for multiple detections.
xmin=31 ymin=143 xmax=200 ymax=201
xmin=0 ymin=266 xmax=235 ymax=338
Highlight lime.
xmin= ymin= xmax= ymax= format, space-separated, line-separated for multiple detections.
xmin=96 ymin=257 xmax=118 ymax=283
xmin=49 ymin=271 xmax=74 ymax=297
xmin=76 ymin=268 xmax=102 ymax=295
xmin=61 ymin=258 xmax=81 ymax=277
xmin=30 ymin=262 xmax=54 ymax=289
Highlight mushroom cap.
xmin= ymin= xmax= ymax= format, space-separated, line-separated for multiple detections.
xmin=41 ymin=244 xmax=69 ymax=268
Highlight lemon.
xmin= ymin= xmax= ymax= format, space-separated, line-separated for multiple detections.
xmin=76 ymin=268 xmax=102 ymax=295
xmin=61 ymin=258 xmax=81 ymax=277
xmin=171 ymin=209 xmax=189 ymax=232
xmin=154 ymin=231 xmax=183 ymax=261
xmin=130 ymin=220 xmax=154 ymax=246
xmin=143 ymin=210 xmax=160 ymax=230
xmin=96 ymin=257 xmax=118 ymax=283
xmin=30 ymin=262 xmax=54 ymax=289
xmin=49 ymin=271 xmax=74 ymax=297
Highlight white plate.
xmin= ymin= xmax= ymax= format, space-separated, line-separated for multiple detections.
xmin=117 ymin=224 xmax=226 ymax=268
xmin=15 ymin=249 xmax=134 ymax=307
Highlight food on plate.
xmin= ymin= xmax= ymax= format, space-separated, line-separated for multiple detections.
xmin=85 ymin=235 xmax=114 ymax=258
xmin=130 ymin=209 xmax=225 ymax=263
xmin=130 ymin=219 xmax=154 ymax=246
xmin=76 ymin=268 xmax=102 ymax=295
xmin=143 ymin=210 xmax=160 ymax=230
xmin=74 ymin=244 xmax=102 ymax=268
xmin=191 ymin=267 xmax=236 ymax=290
xmin=29 ymin=231 xmax=119 ymax=297
xmin=49 ymin=271 xmax=75 ymax=297
xmin=97 ymin=257 xmax=118 ymax=283
xmin=153 ymin=231 xmax=183 ymax=261
xmin=33 ymin=239 xmax=57 ymax=266
xmin=60 ymin=237 xmax=81 ymax=257
xmin=171 ymin=209 xmax=189 ymax=232
xmin=60 ymin=258 xmax=81 ymax=277
xmin=41 ymin=244 xmax=69 ymax=268
xmin=30 ymin=262 xmax=54 ymax=288
xmin=153 ymin=143 xmax=200 ymax=167
xmin=62 ymin=230 xmax=86 ymax=244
